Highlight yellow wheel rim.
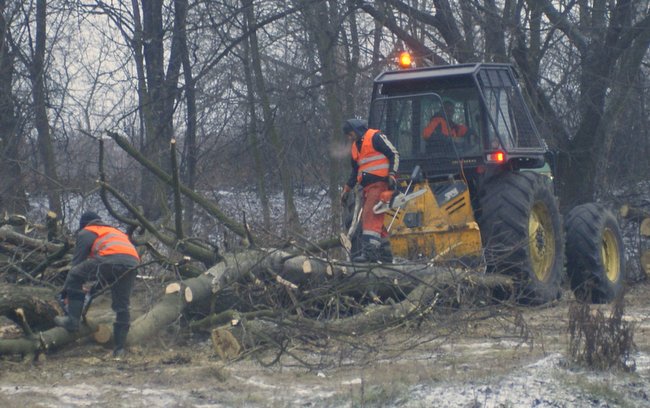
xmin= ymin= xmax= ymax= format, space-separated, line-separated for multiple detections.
xmin=529 ymin=203 xmax=555 ymax=282
xmin=602 ymin=228 xmax=621 ymax=283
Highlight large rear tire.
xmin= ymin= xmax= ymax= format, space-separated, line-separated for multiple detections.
xmin=565 ymin=203 xmax=625 ymax=304
xmin=478 ymin=172 xmax=564 ymax=304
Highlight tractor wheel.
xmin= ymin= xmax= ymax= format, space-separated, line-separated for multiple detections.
xmin=478 ymin=171 xmax=564 ymax=304
xmin=565 ymin=203 xmax=625 ymax=304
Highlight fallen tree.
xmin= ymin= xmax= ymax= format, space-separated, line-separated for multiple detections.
xmin=0 ymin=134 xmax=518 ymax=362
xmin=0 ymin=225 xmax=515 ymax=360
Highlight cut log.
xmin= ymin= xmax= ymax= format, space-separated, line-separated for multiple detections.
xmin=93 ymin=323 xmax=113 ymax=344
xmin=128 ymin=252 xmax=277 ymax=343
xmin=0 ymin=241 xmax=513 ymax=358
xmin=210 ymin=268 xmax=515 ymax=356
xmin=641 ymin=218 xmax=650 ymax=237
xmin=127 ymin=272 xmax=213 ymax=345
xmin=165 ymin=282 xmax=182 ymax=294
xmin=0 ymin=320 xmax=99 ymax=358
xmin=184 ymin=287 xmax=194 ymax=303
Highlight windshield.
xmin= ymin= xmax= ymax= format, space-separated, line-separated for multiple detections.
xmin=369 ymin=89 xmax=483 ymax=176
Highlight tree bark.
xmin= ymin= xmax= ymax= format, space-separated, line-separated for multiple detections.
xmin=175 ymin=0 xmax=199 ymax=232
xmin=30 ymin=0 xmax=62 ymax=216
xmin=0 ymin=0 xmax=28 ymax=215
xmin=244 ymin=0 xmax=302 ymax=235
xmin=302 ymin=0 xmax=346 ymax=235
xmin=241 ymin=0 xmax=271 ymax=231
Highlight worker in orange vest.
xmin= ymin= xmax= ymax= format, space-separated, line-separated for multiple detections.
xmin=422 ymin=98 xmax=468 ymax=140
xmin=341 ymin=118 xmax=400 ymax=263
xmin=55 ymin=211 xmax=140 ymax=357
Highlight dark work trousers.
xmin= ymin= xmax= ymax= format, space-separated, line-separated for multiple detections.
xmin=63 ymin=259 xmax=137 ymax=326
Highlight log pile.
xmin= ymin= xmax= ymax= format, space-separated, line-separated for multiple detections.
xmin=0 ymin=215 xmax=513 ymax=361
xmin=0 ymin=135 xmax=516 ymax=362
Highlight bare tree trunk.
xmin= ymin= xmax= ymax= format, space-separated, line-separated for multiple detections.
xmin=534 ymin=0 xmax=650 ymax=206
xmin=241 ymin=0 xmax=271 ymax=231
xmin=302 ymin=1 xmax=345 ymax=235
xmin=175 ymin=0 xmax=198 ymax=231
xmin=127 ymin=0 xmax=184 ymax=220
xmin=0 ymin=0 xmax=28 ymax=215
xmin=29 ymin=0 xmax=62 ymax=216
xmin=244 ymin=0 xmax=302 ymax=235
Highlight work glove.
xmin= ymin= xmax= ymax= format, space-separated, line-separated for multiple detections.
xmin=388 ymin=173 xmax=397 ymax=190
xmin=340 ymin=185 xmax=352 ymax=204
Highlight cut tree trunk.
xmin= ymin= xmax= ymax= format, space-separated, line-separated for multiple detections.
xmin=0 ymin=244 xmax=514 ymax=357
xmin=207 ymin=268 xmax=514 ymax=359
xmin=0 ymin=321 xmax=100 ymax=359
xmin=641 ymin=218 xmax=650 ymax=237
xmin=136 ymin=248 xmax=514 ymax=345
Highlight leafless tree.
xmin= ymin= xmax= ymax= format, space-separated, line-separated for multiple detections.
xmin=26 ymin=0 xmax=63 ymax=216
xmin=0 ymin=1 xmax=28 ymax=214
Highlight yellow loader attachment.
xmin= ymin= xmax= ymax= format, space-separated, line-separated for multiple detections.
xmin=385 ymin=179 xmax=482 ymax=260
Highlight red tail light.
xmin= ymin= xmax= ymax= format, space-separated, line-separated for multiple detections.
xmin=486 ymin=151 xmax=506 ymax=163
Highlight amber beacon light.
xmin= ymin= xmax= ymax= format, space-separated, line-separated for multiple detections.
xmin=398 ymin=51 xmax=412 ymax=68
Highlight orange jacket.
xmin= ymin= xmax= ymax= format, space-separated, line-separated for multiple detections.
xmin=423 ymin=115 xmax=468 ymax=139
xmin=351 ymin=129 xmax=390 ymax=183
xmin=84 ymin=225 xmax=140 ymax=260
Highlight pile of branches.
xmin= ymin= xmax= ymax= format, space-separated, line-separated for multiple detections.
xmin=0 ymin=132 xmax=522 ymax=364
xmin=0 ymin=210 xmax=520 ymax=363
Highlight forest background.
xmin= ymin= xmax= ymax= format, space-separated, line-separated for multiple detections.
xmin=1 ymin=0 xmax=649 ymax=243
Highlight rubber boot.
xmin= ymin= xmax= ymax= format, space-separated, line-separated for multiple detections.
xmin=54 ymin=297 xmax=83 ymax=332
xmin=353 ymin=240 xmax=381 ymax=263
xmin=112 ymin=323 xmax=130 ymax=358
xmin=379 ymin=239 xmax=393 ymax=263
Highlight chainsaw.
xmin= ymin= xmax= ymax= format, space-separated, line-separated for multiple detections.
xmin=373 ymin=165 xmax=425 ymax=214
xmin=372 ymin=189 xmax=426 ymax=214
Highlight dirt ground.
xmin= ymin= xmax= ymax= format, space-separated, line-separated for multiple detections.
xmin=1 ymin=280 xmax=650 ymax=408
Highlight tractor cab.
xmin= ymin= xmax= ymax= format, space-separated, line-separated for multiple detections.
xmin=364 ymin=63 xmax=554 ymax=264
xmin=368 ymin=63 xmax=548 ymax=180
xmin=352 ymin=61 xmax=625 ymax=306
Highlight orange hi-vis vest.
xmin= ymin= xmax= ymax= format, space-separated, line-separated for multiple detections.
xmin=351 ymin=129 xmax=390 ymax=183
xmin=423 ymin=115 xmax=468 ymax=139
xmin=84 ymin=225 xmax=140 ymax=260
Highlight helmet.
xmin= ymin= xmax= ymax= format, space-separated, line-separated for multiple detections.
xmin=342 ymin=118 xmax=368 ymax=137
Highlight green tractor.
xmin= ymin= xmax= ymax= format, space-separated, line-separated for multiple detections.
xmin=360 ymin=62 xmax=624 ymax=304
